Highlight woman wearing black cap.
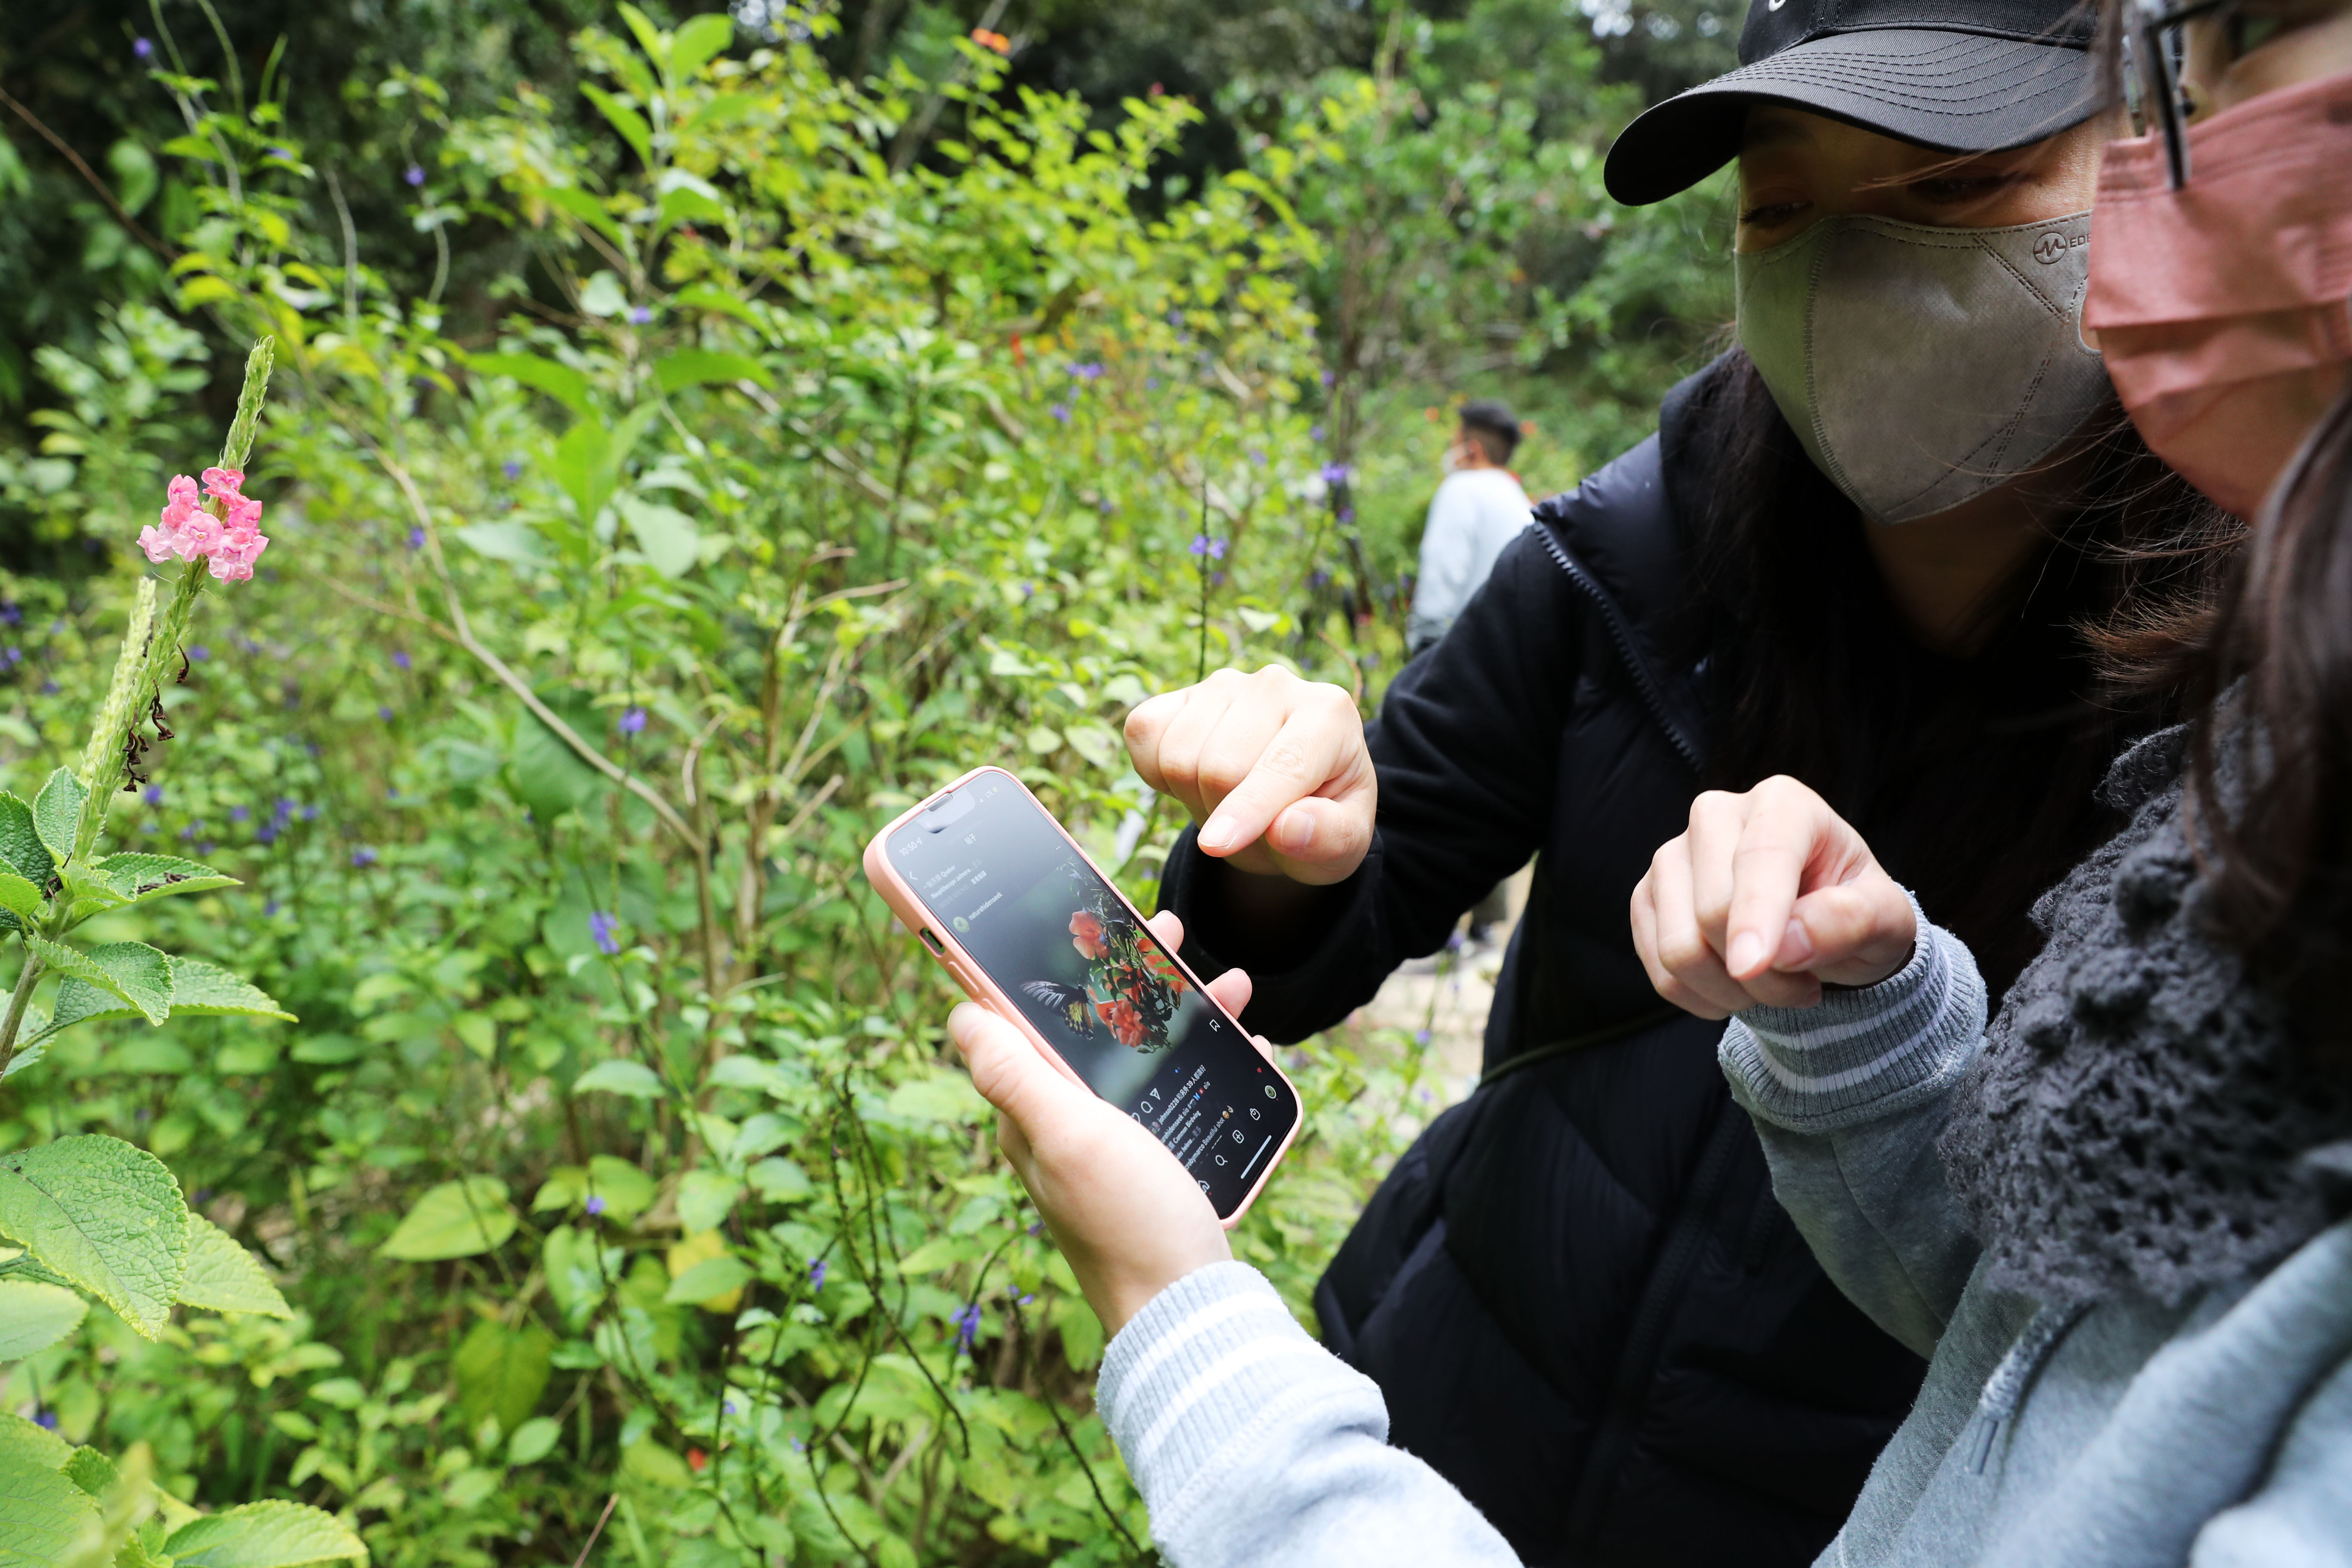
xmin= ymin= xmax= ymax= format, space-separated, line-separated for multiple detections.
xmin=970 ymin=2 xmax=2236 ymax=1565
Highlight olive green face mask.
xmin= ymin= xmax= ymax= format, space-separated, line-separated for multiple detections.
xmin=1734 ymin=210 xmax=2111 ymax=526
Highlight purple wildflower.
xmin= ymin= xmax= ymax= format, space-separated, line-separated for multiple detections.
xmin=34 ymin=1411 xmax=56 ymax=1430
xmin=1415 ymin=1029 xmax=1433 ymax=1045
xmin=1247 ymin=447 xmax=1267 ymax=467
xmin=197 ymin=840 xmax=215 ymax=855
xmin=953 ymin=1302 xmax=983 ymax=1354
xmin=1027 ymin=1221 xmax=1043 ymax=1236
xmin=619 ymin=707 xmax=647 ymax=735
xmin=256 ymin=826 xmax=277 ymax=845
xmin=269 ymin=146 xmax=292 ymax=161
xmin=1018 ymin=1292 xmax=1035 ymax=1305
xmin=585 ymin=1194 xmax=607 ymax=1216
xmin=301 ymin=805 xmax=318 ymax=821
xmin=628 ymin=305 xmax=652 ymax=325
xmin=351 ymin=847 xmax=378 ymax=868
xmin=404 ymin=163 xmax=425 ymax=187
xmin=392 ymin=649 xmax=411 ymax=671
xmin=40 ymin=680 xmax=57 ymax=695
xmin=378 ymin=705 xmax=394 ymax=721
xmin=407 ymin=526 xmax=426 ymax=549
xmin=589 ymin=911 xmax=621 ymax=956
xmin=502 ymin=459 xmax=521 ymax=480
xmin=230 ymin=805 xmax=251 ymax=823
xmin=808 ymin=1258 xmax=827 ymax=1289
xmin=1048 ymin=402 xmax=1072 ymax=423
xmin=264 ymin=899 xmax=279 ymax=916
xmin=0 ymin=603 xmax=18 ymax=626
xmin=133 ymin=37 xmax=153 ymax=60
xmin=1188 ymin=536 xmax=1226 ymax=560
xmin=1310 ymin=424 xmax=1326 ymax=442
xmin=1320 ymin=461 xmax=1351 ymax=485
xmin=1320 ymin=368 xmax=1336 ymax=388
xmin=1166 ymin=309 xmax=1183 ymax=326
xmin=1070 ymin=362 xmax=1105 ymax=381
xmin=189 ymin=644 xmax=210 ymax=662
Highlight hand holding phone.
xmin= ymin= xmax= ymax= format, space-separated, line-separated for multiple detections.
xmin=863 ymin=766 xmax=1303 ymax=1226
xmin=945 ymin=911 xmax=1263 ymax=1336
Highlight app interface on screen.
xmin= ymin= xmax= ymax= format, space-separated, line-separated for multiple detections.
xmin=888 ymin=774 xmax=1298 ymax=1215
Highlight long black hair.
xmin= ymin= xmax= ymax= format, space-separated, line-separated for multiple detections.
xmin=1668 ymin=349 xmax=2239 ymax=995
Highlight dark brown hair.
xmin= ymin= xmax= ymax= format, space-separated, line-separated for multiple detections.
xmin=2104 ymin=388 xmax=2352 ymax=1048
xmin=1670 ymin=349 xmax=2239 ymax=997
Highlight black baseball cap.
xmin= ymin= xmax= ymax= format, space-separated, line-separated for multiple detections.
xmin=1603 ymin=0 xmax=2104 ymax=206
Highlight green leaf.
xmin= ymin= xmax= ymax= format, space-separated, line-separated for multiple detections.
xmin=0 ymin=1448 xmax=99 ymax=1567
xmin=0 ymin=793 xmax=52 ymax=886
xmin=582 ymin=1155 xmax=657 ymax=1221
xmin=579 ymin=85 xmax=652 ymax=169
xmin=453 ymin=1318 xmax=552 ymax=1434
xmin=60 ymin=1445 xmax=116 ymax=1498
xmin=670 ymin=12 xmax=734 ymax=79
xmin=163 ymin=958 xmax=296 ymax=1023
xmin=746 ymin=1156 xmax=812 ymax=1203
xmin=674 ymin=1169 xmax=739 ymax=1233
xmin=377 ymin=1178 xmax=514 ymax=1262
xmin=162 ymin=1500 xmax=369 ymax=1567
xmin=506 ymin=1416 xmax=562 ymax=1466
xmin=572 ymin=1060 xmax=665 ymax=1099
xmin=0 ymin=872 xmax=42 ymax=924
xmin=542 ymin=186 xmax=625 ymax=247
xmin=652 ymin=349 xmax=772 ymax=394
xmin=463 ymin=351 xmax=592 ymax=420
xmin=453 ymin=522 xmax=550 ymax=567
xmin=551 ymin=418 xmax=614 ymax=527
xmin=0 ymin=1412 xmax=69 ymax=1471
xmin=617 ymin=496 xmax=701 ymax=578
xmin=884 ymin=1074 xmax=989 ymax=1125
xmin=663 ymin=1254 xmax=751 ymax=1305
xmin=31 ymin=770 xmax=84 ymax=864
xmin=0 ymin=1279 xmax=86 ymax=1359
xmin=23 ymin=982 xmax=138 ymax=1048
xmin=0 ymin=1136 xmax=188 ymax=1337
xmin=27 ymin=940 xmax=172 ymax=1026
xmin=95 ymin=854 xmax=241 ymax=909
xmin=177 ymin=1216 xmax=292 ymax=1319
xmin=52 ymin=862 xmax=123 ymax=916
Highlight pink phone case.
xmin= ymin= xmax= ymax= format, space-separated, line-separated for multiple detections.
xmin=861 ymin=764 xmax=1300 ymax=1228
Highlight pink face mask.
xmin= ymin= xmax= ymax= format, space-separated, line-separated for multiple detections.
xmin=2085 ymin=70 xmax=2352 ymax=518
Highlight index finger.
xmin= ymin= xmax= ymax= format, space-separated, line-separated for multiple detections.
xmin=1722 ymin=784 xmax=1832 ymax=981
xmin=1195 ymin=706 xmax=1350 ymax=857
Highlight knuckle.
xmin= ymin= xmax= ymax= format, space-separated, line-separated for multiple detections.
xmin=1196 ymin=755 xmax=1251 ymax=797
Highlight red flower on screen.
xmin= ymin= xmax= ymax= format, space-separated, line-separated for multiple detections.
xmin=1070 ymin=910 xmax=1108 ymax=959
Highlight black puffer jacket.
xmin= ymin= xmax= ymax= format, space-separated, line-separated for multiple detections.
xmin=1159 ymin=377 xmax=1934 ymax=1565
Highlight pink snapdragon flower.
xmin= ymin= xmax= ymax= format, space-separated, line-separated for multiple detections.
xmin=139 ymin=468 xmax=270 ymax=581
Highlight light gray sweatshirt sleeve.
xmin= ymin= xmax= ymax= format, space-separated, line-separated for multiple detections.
xmin=1096 ymin=1261 xmax=1520 ymax=1568
xmin=1717 ymin=896 xmax=1990 ymax=1358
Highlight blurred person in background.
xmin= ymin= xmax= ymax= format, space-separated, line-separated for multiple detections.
xmin=941 ymin=6 xmax=2352 ymax=1566
xmin=1409 ymin=399 xmax=1535 ymax=946
xmin=1407 ymin=400 xmax=1534 ymax=656
xmin=1095 ymin=0 xmax=2236 ymax=1561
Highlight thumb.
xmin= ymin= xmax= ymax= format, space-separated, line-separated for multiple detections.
xmin=1263 ymin=796 xmax=1372 ymax=882
xmin=947 ymin=1002 xmax=1092 ymax=1137
xmin=1785 ymin=878 xmax=1917 ymax=987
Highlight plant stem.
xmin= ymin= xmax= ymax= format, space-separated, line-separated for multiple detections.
xmin=71 ymin=577 xmax=159 ymax=861
xmin=0 ymin=948 xmax=48 ymax=1087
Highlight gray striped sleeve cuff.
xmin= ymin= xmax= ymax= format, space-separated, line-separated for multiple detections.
xmin=1718 ymin=892 xmax=1988 ymax=1134
xmin=1096 ymin=1261 xmax=1375 ymax=1531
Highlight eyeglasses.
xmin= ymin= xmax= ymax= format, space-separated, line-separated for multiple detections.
xmin=2129 ymin=0 xmax=2301 ymax=189
xmin=2129 ymin=0 xmax=2226 ymax=189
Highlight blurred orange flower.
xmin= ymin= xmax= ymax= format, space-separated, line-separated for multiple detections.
xmin=971 ymin=28 xmax=1010 ymax=54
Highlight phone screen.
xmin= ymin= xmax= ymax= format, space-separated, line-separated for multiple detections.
xmin=886 ymin=772 xmax=1300 ymax=1218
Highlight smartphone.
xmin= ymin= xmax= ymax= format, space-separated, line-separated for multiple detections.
xmin=863 ymin=766 xmax=1302 ymax=1225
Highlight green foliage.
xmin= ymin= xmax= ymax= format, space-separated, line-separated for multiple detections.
xmin=0 ymin=0 xmax=1721 ymax=1561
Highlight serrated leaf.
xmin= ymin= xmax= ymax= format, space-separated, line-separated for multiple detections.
xmin=0 ymin=1136 xmax=187 ymax=1336
xmin=0 ymin=1447 xmax=100 ymax=1567
xmin=92 ymin=854 xmax=240 ymax=910
xmin=453 ymin=1319 xmax=551 ymax=1434
xmin=0 ymin=1412 xmax=70 ymax=1471
xmin=0 ymin=1038 xmax=48 ymax=1080
xmin=31 ymin=770 xmax=85 ymax=864
xmin=27 ymin=941 xmax=172 ymax=1026
xmin=377 ymin=1178 xmax=513 ymax=1262
xmin=177 ymin=1216 xmax=291 ymax=1319
xmin=0 ymin=793 xmax=52 ymax=886
xmin=0 ymin=872 xmax=42 ymax=923
xmin=24 ymin=981 xmax=140 ymax=1047
xmin=164 ymin=959 xmax=295 ymax=1023
xmin=60 ymin=1445 xmax=116 ymax=1498
xmin=0 ymin=1279 xmax=86 ymax=1358
xmin=162 ymin=1500 xmax=369 ymax=1567
xmin=53 ymin=861 xmax=124 ymax=916
xmin=571 ymin=1060 xmax=665 ymax=1099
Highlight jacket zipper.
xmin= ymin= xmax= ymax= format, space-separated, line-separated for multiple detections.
xmin=1531 ymin=522 xmax=1703 ymax=772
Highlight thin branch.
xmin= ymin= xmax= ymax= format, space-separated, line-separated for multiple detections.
xmin=0 ymin=86 xmax=172 ymax=257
